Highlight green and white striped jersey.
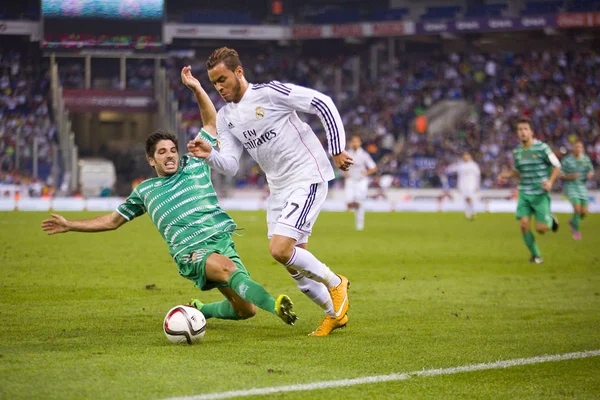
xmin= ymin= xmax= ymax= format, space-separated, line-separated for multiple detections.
xmin=561 ymin=154 xmax=593 ymax=199
xmin=116 ymin=130 xmax=236 ymax=260
xmin=512 ymin=140 xmax=561 ymax=195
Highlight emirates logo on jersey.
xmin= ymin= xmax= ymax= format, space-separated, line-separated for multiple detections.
xmin=255 ymin=106 xmax=265 ymax=119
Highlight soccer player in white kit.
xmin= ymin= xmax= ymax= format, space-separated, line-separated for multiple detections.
xmin=187 ymin=48 xmax=353 ymax=336
xmin=447 ymin=152 xmax=481 ymax=219
xmin=344 ymin=135 xmax=377 ymax=230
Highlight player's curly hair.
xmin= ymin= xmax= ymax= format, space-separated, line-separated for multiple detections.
xmin=206 ymin=47 xmax=242 ymax=72
xmin=146 ymin=130 xmax=178 ymax=158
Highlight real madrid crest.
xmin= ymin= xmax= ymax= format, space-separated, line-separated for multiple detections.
xmin=255 ymin=106 xmax=265 ymax=119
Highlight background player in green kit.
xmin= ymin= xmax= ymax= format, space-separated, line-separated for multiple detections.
xmin=560 ymin=140 xmax=594 ymax=240
xmin=40 ymin=67 xmax=297 ymax=327
xmin=497 ymin=118 xmax=562 ymax=264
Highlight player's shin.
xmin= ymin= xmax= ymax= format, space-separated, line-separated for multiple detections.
xmin=356 ymin=205 xmax=365 ymax=230
xmin=285 ymin=247 xmax=342 ymax=288
xmin=228 ymin=269 xmax=276 ymax=314
xmin=522 ymin=231 xmax=541 ymax=258
xmin=572 ymin=213 xmax=581 ymax=231
xmin=291 ymin=273 xmax=335 ymax=316
xmin=200 ymin=300 xmax=244 ymax=320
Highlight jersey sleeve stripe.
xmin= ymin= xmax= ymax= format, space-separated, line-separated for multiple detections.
xmin=266 ymin=83 xmax=290 ymax=96
xmin=116 ymin=208 xmax=133 ymax=221
xmin=268 ymin=81 xmax=291 ymax=94
xmin=310 ymin=98 xmax=341 ymax=155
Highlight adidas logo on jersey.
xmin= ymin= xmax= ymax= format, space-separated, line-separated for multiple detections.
xmin=227 ymin=121 xmax=235 ymax=129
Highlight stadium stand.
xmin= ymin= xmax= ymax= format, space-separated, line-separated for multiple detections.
xmin=166 ymin=48 xmax=600 ymax=191
xmin=0 ymin=44 xmax=57 ymax=194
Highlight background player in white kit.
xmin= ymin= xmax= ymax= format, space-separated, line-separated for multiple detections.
xmin=344 ymin=135 xmax=377 ymax=230
xmin=187 ymin=47 xmax=353 ymax=336
xmin=447 ymin=152 xmax=481 ymax=220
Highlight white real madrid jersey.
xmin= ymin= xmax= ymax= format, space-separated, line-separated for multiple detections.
xmin=346 ymin=147 xmax=376 ymax=182
xmin=206 ymin=81 xmax=346 ymax=192
xmin=449 ymin=161 xmax=481 ymax=192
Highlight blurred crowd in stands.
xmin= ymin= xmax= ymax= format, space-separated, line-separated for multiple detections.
xmin=167 ymin=48 xmax=600 ymax=191
xmin=2 ymin=42 xmax=599 ymax=198
xmin=0 ymin=46 xmax=58 ymax=197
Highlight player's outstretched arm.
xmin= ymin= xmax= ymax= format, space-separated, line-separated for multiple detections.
xmin=41 ymin=211 xmax=127 ymax=235
xmin=497 ymin=169 xmax=520 ymax=184
xmin=181 ymin=66 xmax=216 ymax=136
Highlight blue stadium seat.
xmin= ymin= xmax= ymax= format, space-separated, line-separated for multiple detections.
xmin=368 ymin=8 xmax=409 ymax=22
xmin=181 ymin=10 xmax=259 ymax=25
xmin=421 ymin=6 xmax=462 ymax=21
xmin=521 ymin=1 xmax=564 ymax=15
xmin=567 ymin=0 xmax=600 ymax=12
xmin=464 ymin=3 xmax=507 ymax=18
xmin=309 ymin=9 xmax=362 ymax=24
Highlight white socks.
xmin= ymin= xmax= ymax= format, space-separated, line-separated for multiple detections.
xmin=465 ymin=203 xmax=475 ymax=219
xmin=286 ymin=247 xmax=342 ymax=288
xmin=290 ymin=273 xmax=335 ymax=316
xmin=355 ymin=205 xmax=365 ymax=231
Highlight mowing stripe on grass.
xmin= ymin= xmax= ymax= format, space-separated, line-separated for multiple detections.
xmin=165 ymin=350 xmax=600 ymax=400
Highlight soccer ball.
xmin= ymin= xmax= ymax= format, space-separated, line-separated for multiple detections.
xmin=163 ymin=305 xmax=206 ymax=344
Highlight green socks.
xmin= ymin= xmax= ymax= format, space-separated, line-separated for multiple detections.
xmin=522 ymin=231 xmax=541 ymax=257
xmin=200 ymin=300 xmax=244 ymax=320
xmin=228 ymin=269 xmax=276 ymax=316
xmin=572 ymin=214 xmax=581 ymax=231
xmin=195 ymin=270 xmax=278 ymax=320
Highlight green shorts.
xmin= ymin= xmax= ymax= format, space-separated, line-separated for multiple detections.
xmin=569 ymin=197 xmax=589 ymax=207
xmin=515 ymin=193 xmax=553 ymax=226
xmin=175 ymin=233 xmax=249 ymax=291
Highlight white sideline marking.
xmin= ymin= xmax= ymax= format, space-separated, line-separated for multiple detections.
xmin=165 ymin=350 xmax=600 ymax=400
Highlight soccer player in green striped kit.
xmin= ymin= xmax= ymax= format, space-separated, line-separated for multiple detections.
xmin=497 ymin=118 xmax=561 ymax=264
xmin=41 ymin=67 xmax=297 ymax=327
xmin=560 ymin=140 xmax=594 ymax=240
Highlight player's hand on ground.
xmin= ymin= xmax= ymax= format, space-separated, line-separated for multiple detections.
xmin=333 ymin=151 xmax=354 ymax=171
xmin=541 ymin=180 xmax=553 ymax=192
xmin=586 ymin=172 xmax=593 ymax=180
xmin=187 ymin=139 xmax=212 ymax=159
xmin=181 ymin=66 xmax=202 ymax=92
xmin=41 ymin=214 xmax=69 ymax=235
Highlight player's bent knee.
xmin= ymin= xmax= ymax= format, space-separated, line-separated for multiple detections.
xmin=519 ymin=220 xmax=530 ymax=232
xmin=269 ymin=240 xmax=294 ymax=264
xmin=235 ymin=304 xmax=257 ymax=319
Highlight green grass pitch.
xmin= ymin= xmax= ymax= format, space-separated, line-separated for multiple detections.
xmin=1 ymin=211 xmax=599 ymax=399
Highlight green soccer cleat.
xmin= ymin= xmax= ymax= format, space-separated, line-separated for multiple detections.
xmin=188 ymin=298 xmax=204 ymax=311
xmin=275 ymin=295 xmax=298 ymax=326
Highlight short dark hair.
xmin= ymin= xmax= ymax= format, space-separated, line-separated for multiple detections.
xmin=517 ymin=117 xmax=534 ymax=130
xmin=206 ymin=47 xmax=242 ymax=72
xmin=146 ymin=130 xmax=178 ymax=158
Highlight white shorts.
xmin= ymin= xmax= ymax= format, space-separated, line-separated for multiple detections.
xmin=267 ymin=182 xmax=328 ymax=245
xmin=345 ymin=179 xmax=368 ymax=203
xmin=459 ymin=189 xmax=477 ymax=200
